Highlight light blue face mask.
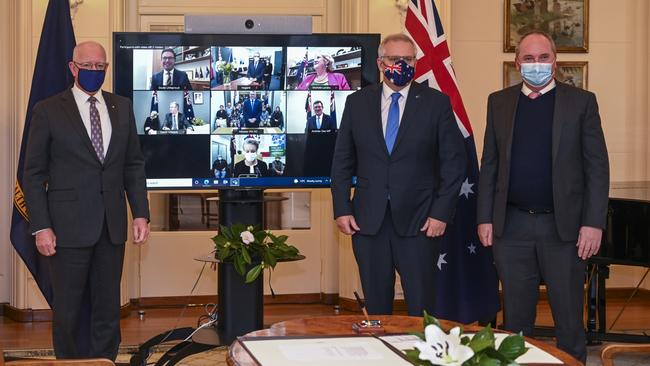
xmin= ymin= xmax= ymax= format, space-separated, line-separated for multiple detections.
xmin=520 ymin=62 xmax=553 ymax=87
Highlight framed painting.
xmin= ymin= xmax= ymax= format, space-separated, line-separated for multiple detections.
xmin=503 ymin=61 xmax=588 ymax=89
xmin=504 ymin=0 xmax=589 ymax=53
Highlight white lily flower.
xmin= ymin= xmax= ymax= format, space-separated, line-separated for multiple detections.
xmin=240 ymin=231 xmax=255 ymax=245
xmin=414 ymin=325 xmax=474 ymax=366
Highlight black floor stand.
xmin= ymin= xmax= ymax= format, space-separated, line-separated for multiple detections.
xmin=130 ymin=189 xmax=266 ymax=366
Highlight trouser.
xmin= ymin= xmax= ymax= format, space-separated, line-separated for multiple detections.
xmin=49 ymin=222 xmax=125 ymax=360
xmin=493 ymin=206 xmax=587 ymax=363
xmin=352 ymin=205 xmax=438 ymax=316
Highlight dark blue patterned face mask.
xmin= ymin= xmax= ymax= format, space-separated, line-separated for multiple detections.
xmin=383 ymin=59 xmax=415 ymax=87
xmin=77 ymin=69 xmax=106 ymax=93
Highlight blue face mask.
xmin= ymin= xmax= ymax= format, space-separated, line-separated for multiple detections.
xmin=77 ymin=68 xmax=106 ymax=93
xmin=520 ymin=62 xmax=553 ymax=87
xmin=383 ymin=59 xmax=415 ymax=87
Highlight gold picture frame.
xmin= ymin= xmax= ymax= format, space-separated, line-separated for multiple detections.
xmin=503 ymin=61 xmax=588 ymax=89
xmin=504 ymin=0 xmax=589 ymax=53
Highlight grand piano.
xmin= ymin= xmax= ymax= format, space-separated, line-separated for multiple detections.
xmin=586 ymin=181 xmax=650 ymax=342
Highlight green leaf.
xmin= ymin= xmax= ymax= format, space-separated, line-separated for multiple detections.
xmin=497 ymin=334 xmax=528 ymax=361
xmin=221 ymin=225 xmax=233 ymax=239
xmin=220 ymin=246 xmax=231 ymax=260
xmin=469 ymin=325 xmax=495 ymax=353
xmin=461 ymin=335 xmax=471 ymax=345
xmin=403 ymin=349 xmax=432 ymax=366
xmin=422 ymin=310 xmax=441 ymax=328
xmin=475 ymin=355 xmax=502 ymax=366
xmin=245 ymin=264 xmax=263 ymax=283
xmin=234 ymin=256 xmax=246 ymax=276
xmin=263 ymin=251 xmax=277 ymax=268
xmin=241 ymin=246 xmax=252 ymax=264
xmin=231 ymin=223 xmax=245 ymax=235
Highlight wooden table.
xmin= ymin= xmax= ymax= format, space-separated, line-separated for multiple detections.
xmin=227 ymin=315 xmax=582 ymax=366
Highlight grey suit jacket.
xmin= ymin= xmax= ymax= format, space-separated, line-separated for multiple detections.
xmin=331 ymin=81 xmax=467 ymax=236
xmin=477 ymin=81 xmax=609 ymax=241
xmin=23 ymin=88 xmax=150 ymax=247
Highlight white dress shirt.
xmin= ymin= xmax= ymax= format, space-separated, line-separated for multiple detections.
xmin=381 ymin=81 xmax=412 ymax=135
xmin=71 ymin=84 xmax=112 ymax=155
xmin=521 ymin=79 xmax=556 ymax=96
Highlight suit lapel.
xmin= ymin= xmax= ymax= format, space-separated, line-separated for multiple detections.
xmin=502 ymin=84 xmax=522 ymax=163
xmin=392 ymin=82 xmax=422 ymax=154
xmin=60 ymin=89 xmax=102 ymax=164
xmin=367 ymin=84 xmax=388 ymax=156
xmin=102 ymin=91 xmax=119 ymax=164
xmin=551 ymin=82 xmax=567 ymax=165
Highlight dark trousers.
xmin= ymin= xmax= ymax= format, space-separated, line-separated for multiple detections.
xmin=49 ymin=223 xmax=125 ymax=360
xmin=493 ymin=206 xmax=586 ymax=363
xmin=352 ymin=205 xmax=438 ymax=316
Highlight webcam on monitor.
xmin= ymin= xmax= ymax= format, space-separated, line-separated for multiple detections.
xmin=184 ymin=15 xmax=312 ymax=34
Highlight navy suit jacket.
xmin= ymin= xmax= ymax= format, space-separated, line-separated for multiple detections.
xmin=247 ymin=60 xmax=265 ymax=82
xmin=331 ymin=82 xmax=467 ymax=236
xmin=306 ymin=113 xmax=336 ymax=131
xmin=243 ymin=99 xmax=262 ymax=127
xmin=151 ymin=68 xmax=191 ymax=90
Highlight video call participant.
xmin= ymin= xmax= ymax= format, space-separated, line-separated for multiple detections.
xmin=306 ymin=100 xmax=336 ymax=131
xmin=143 ymin=110 xmax=161 ymax=135
xmin=243 ymin=92 xmax=262 ymax=127
xmin=263 ymin=58 xmax=273 ymax=90
xmin=212 ymin=154 xmax=228 ymax=178
xmin=214 ymin=105 xmax=228 ymax=130
xmin=162 ymin=101 xmax=191 ymax=131
xmin=247 ymin=52 xmax=265 ymax=84
xmin=297 ymin=52 xmax=350 ymax=90
xmin=22 ymin=41 xmax=150 ymax=360
xmin=270 ymin=106 xmax=284 ymax=130
xmin=270 ymin=156 xmax=285 ymax=176
xmin=331 ymin=33 xmax=467 ymax=317
xmin=232 ymin=138 xmax=269 ymax=177
xmin=150 ymin=48 xmax=191 ymax=90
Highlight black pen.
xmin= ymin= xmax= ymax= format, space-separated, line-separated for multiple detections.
xmin=353 ymin=291 xmax=371 ymax=324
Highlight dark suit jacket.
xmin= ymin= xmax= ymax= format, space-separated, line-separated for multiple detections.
xmin=151 ymin=68 xmax=191 ymax=90
xmin=232 ymin=159 xmax=269 ymax=177
xmin=331 ymin=82 xmax=467 ymax=236
xmin=143 ymin=116 xmax=160 ymax=134
xmin=163 ymin=112 xmax=191 ymax=130
xmin=23 ymin=89 xmax=150 ymax=246
xmin=243 ymin=99 xmax=262 ymax=127
xmin=306 ymin=113 xmax=336 ymax=131
xmin=247 ymin=60 xmax=265 ymax=82
xmin=476 ymin=82 xmax=609 ymax=241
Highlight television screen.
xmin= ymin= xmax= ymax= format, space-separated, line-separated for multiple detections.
xmin=114 ymin=33 xmax=379 ymax=190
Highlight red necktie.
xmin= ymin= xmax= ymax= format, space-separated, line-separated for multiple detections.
xmin=529 ymin=91 xmax=541 ymax=100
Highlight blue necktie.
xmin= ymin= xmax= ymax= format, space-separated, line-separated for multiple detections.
xmin=385 ymin=92 xmax=401 ymax=154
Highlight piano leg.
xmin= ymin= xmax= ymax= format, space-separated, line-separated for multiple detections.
xmin=586 ymin=263 xmax=599 ymax=344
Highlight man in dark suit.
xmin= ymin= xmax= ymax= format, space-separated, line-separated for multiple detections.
xmin=242 ymin=92 xmax=262 ymax=127
xmin=150 ymin=48 xmax=191 ymax=90
xmin=246 ymin=52 xmax=265 ymax=83
xmin=476 ymin=31 xmax=609 ymax=364
xmin=162 ymin=101 xmax=190 ymax=131
xmin=305 ymin=100 xmax=336 ymax=131
xmin=331 ymin=34 xmax=466 ymax=316
xmin=22 ymin=41 xmax=150 ymax=360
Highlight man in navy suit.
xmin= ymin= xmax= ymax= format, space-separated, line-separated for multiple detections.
xmin=331 ymin=34 xmax=466 ymax=316
xmin=150 ymin=48 xmax=191 ymax=90
xmin=246 ymin=52 xmax=265 ymax=84
xmin=305 ymin=100 xmax=336 ymax=131
xmin=242 ymin=92 xmax=262 ymax=127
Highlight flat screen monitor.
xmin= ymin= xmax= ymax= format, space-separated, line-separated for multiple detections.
xmin=113 ymin=32 xmax=380 ymax=190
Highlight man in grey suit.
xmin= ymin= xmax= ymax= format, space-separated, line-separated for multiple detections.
xmin=23 ymin=41 xmax=150 ymax=360
xmin=477 ymin=31 xmax=609 ymax=363
xmin=331 ymin=34 xmax=466 ymax=316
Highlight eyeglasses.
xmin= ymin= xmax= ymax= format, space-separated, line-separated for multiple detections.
xmin=380 ymin=56 xmax=417 ymax=65
xmin=73 ymin=61 xmax=109 ymax=70
xmin=161 ymin=56 xmax=175 ymax=61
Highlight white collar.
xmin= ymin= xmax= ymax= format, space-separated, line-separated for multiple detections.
xmin=71 ymin=83 xmax=105 ymax=105
xmin=382 ymin=82 xmax=411 ymax=101
xmin=521 ymin=79 xmax=556 ymax=96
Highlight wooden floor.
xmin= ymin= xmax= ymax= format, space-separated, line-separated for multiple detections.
xmin=1 ymin=296 xmax=649 ymax=351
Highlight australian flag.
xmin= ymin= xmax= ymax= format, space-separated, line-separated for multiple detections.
xmin=330 ymin=91 xmax=337 ymax=124
xmin=10 ymin=0 xmax=76 ymax=308
xmin=405 ymin=0 xmax=500 ymax=323
xmin=305 ymin=91 xmax=312 ymax=120
xmin=296 ymin=48 xmax=309 ymax=84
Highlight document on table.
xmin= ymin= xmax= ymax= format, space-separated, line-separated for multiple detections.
xmin=379 ymin=333 xmax=563 ymax=364
xmin=240 ymin=336 xmax=413 ymax=366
